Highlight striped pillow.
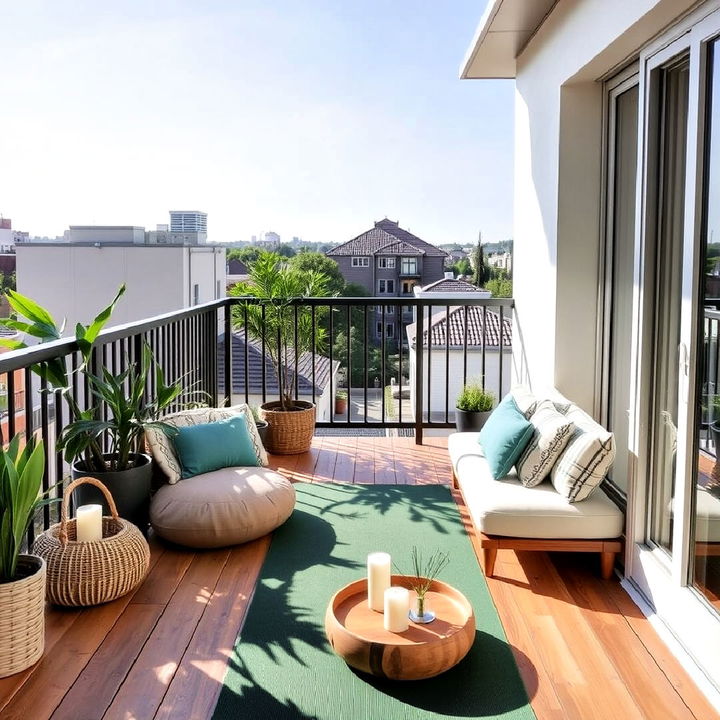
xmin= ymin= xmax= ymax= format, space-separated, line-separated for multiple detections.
xmin=516 ymin=400 xmax=575 ymax=487
xmin=550 ymin=405 xmax=615 ymax=502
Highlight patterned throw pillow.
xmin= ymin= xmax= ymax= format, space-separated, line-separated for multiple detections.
xmin=515 ymin=400 xmax=575 ymax=487
xmin=145 ymin=404 xmax=268 ymax=484
xmin=550 ymin=404 xmax=615 ymax=502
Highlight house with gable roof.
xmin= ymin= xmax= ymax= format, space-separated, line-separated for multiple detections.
xmin=326 ymin=219 xmax=448 ymax=342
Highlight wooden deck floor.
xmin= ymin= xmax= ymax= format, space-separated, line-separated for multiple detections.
xmin=0 ymin=436 xmax=718 ymax=720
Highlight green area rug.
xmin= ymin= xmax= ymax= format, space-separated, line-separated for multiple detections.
xmin=213 ymin=483 xmax=535 ymax=720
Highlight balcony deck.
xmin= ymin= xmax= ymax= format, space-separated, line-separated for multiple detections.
xmin=1 ymin=436 xmax=717 ymax=720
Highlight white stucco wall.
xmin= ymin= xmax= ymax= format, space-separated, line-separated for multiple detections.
xmin=512 ymin=0 xmax=697 ymax=412
xmin=407 ymin=348 xmax=511 ymax=421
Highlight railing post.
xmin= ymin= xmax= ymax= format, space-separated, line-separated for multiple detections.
xmin=414 ymin=301 xmax=424 ymax=445
xmin=224 ymin=300 xmax=232 ymax=407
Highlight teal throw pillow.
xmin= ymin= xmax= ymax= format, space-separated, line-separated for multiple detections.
xmin=478 ymin=393 xmax=535 ymax=479
xmin=173 ymin=416 xmax=260 ymax=479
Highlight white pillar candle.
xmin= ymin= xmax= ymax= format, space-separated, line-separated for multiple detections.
xmin=367 ymin=551 xmax=391 ymax=611
xmin=76 ymin=504 xmax=103 ymax=542
xmin=383 ymin=586 xmax=410 ymax=632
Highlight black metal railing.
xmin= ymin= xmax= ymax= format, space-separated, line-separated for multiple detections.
xmin=0 ymin=295 xmax=513 ymax=539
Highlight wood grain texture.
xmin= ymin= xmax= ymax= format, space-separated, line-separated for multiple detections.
xmin=325 ymin=576 xmax=475 ymax=680
xmin=0 ymin=437 xmax=716 ymax=720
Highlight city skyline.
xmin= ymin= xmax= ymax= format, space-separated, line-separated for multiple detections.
xmin=0 ymin=1 xmax=514 ymax=246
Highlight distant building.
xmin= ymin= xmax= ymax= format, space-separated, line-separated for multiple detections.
xmin=169 ymin=210 xmax=207 ymax=234
xmin=487 ymin=251 xmax=512 ymax=274
xmin=326 ymin=219 xmax=448 ymax=342
xmin=0 ymin=218 xmax=30 ymax=253
xmin=16 ymin=243 xmax=226 ymax=335
xmin=263 ymin=231 xmax=281 ymax=245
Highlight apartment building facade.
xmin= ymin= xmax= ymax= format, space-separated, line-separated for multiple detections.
xmin=326 ymin=219 xmax=448 ymax=342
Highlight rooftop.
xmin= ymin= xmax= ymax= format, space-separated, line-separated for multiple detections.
xmin=326 ymin=219 xmax=447 ymax=258
xmin=407 ymin=305 xmax=512 ymax=348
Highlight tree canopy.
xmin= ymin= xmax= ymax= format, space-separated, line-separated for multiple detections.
xmin=287 ymin=252 xmax=345 ymax=295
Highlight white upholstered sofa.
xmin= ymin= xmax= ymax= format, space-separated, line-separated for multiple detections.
xmin=448 ymin=388 xmax=624 ymax=579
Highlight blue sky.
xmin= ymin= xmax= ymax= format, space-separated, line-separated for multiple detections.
xmin=0 ymin=1 xmax=513 ymax=246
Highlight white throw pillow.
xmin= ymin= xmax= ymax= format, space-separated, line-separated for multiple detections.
xmin=550 ymin=404 xmax=615 ymax=502
xmin=145 ymin=404 xmax=268 ymax=484
xmin=515 ymin=400 xmax=575 ymax=487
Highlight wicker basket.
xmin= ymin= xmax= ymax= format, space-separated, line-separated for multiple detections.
xmin=0 ymin=555 xmax=45 ymax=678
xmin=260 ymin=400 xmax=316 ymax=454
xmin=33 ymin=477 xmax=150 ymax=607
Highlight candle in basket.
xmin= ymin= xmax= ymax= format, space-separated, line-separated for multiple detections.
xmin=383 ymin=586 xmax=409 ymax=632
xmin=367 ymin=552 xmax=391 ymax=611
xmin=76 ymin=504 xmax=102 ymax=542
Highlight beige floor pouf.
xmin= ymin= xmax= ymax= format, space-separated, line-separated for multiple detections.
xmin=150 ymin=467 xmax=296 ymax=548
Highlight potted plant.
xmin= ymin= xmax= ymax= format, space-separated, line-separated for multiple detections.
xmin=58 ymin=345 xmax=183 ymax=527
xmin=455 ymin=381 xmax=494 ymax=432
xmin=1 ymin=288 xmax=182 ymax=527
xmin=335 ymin=390 xmax=348 ymax=415
xmin=0 ymin=436 xmax=54 ymax=677
xmin=250 ymin=405 xmax=269 ymax=445
xmin=230 ymin=251 xmax=330 ymax=454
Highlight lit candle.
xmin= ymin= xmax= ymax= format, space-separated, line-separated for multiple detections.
xmin=383 ymin=586 xmax=410 ymax=632
xmin=367 ymin=552 xmax=391 ymax=611
xmin=76 ymin=504 xmax=103 ymax=542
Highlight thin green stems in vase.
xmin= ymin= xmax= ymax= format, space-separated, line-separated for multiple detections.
xmin=395 ymin=547 xmax=450 ymax=623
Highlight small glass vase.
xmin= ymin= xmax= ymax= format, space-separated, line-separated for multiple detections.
xmin=408 ymin=592 xmax=435 ymax=624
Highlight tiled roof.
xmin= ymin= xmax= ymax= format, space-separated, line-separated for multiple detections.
xmin=218 ymin=329 xmax=337 ymax=395
xmin=227 ymin=258 xmax=248 ymax=274
xmin=406 ymin=305 xmax=512 ymax=348
xmin=326 ymin=220 xmax=447 ymax=258
xmin=376 ymin=240 xmax=424 ymax=256
xmin=421 ymin=278 xmax=485 ymax=293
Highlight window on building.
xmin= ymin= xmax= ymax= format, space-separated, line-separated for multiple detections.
xmin=378 ymin=279 xmax=395 ymax=293
xmin=401 ymin=257 xmax=418 ymax=275
xmin=385 ymin=305 xmax=395 ymax=314
xmin=351 ymin=257 xmax=370 ymax=267
xmin=385 ymin=323 xmax=395 ymax=338
xmin=377 ymin=257 xmax=396 ymax=269
xmin=375 ymin=321 xmax=383 ymax=336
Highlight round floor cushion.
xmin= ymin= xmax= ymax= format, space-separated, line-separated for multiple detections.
xmin=150 ymin=467 xmax=296 ymax=548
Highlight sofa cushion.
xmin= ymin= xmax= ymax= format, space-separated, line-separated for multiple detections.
xmin=516 ymin=400 xmax=575 ymax=487
xmin=173 ymin=416 xmax=261 ymax=479
xmin=509 ymin=385 xmax=538 ymax=418
xmin=145 ymin=404 xmax=268 ymax=484
xmin=449 ymin=432 xmax=623 ymax=539
xmin=149 ymin=466 xmax=295 ymax=548
xmin=478 ymin=394 xmax=535 ymax=479
xmin=550 ymin=403 xmax=615 ymax=502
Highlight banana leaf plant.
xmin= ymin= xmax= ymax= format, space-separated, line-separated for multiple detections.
xmin=0 ymin=436 xmax=56 ymax=583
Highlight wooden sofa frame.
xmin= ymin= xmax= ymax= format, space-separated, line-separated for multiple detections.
xmin=452 ymin=471 xmax=623 ymax=581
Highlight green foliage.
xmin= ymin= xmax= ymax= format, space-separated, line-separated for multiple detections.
xmin=288 ymin=252 xmax=345 ymax=295
xmin=473 ymin=239 xmax=491 ymax=287
xmin=58 ymin=345 xmax=184 ymax=472
xmin=340 ymin=282 xmax=370 ymax=298
xmin=335 ymin=389 xmax=348 ymax=400
xmin=452 ymin=258 xmax=472 ymax=277
xmin=456 ymin=381 xmax=494 ymax=412
xmin=332 ymin=328 xmax=402 ymax=387
xmin=276 ymin=243 xmax=296 ymax=258
xmin=384 ymin=385 xmax=396 ymax=420
xmin=227 ymin=247 xmax=262 ymax=265
xmin=0 ymin=436 xmax=55 ymax=583
xmin=394 ymin=546 xmax=450 ymax=599
xmin=230 ymin=251 xmax=331 ymax=410
xmin=0 ymin=271 xmax=16 ymax=294
xmin=486 ymin=270 xmax=513 ymax=298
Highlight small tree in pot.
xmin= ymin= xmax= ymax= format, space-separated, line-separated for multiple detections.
xmin=455 ymin=381 xmax=495 ymax=432
xmin=229 ymin=251 xmax=330 ymax=454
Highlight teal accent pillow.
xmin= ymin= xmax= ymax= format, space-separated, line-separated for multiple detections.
xmin=173 ymin=416 xmax=260 ymax=479
xmin=478 ymin=394 xmax=535 ymax=479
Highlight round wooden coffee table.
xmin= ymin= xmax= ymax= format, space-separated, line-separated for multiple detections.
xmin=324 ymin=574 xmax=475 ymax=680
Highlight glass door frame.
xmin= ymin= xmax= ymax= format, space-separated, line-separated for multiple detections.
xmin=624 ymin=4 xmax=720 ymax=687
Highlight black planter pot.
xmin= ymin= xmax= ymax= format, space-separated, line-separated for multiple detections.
xmin=256 ymin=421 xmax=269 ymax=446
xmin=455 ymin=408 xmax=492 ymax=433
xmin=71 ymin=453 xmax=152 ymax=530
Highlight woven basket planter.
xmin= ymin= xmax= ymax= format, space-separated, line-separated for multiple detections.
xmin=259 ymin=401 xmax=316 ymax=454
xmin=0 ymin=555 xmax=45 ymax=678
xmin=33 ymin=477 xmax=150 ymax=607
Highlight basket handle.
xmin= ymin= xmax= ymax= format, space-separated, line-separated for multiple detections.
xmin=59 ymin=476 xmax=120 ymax=544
